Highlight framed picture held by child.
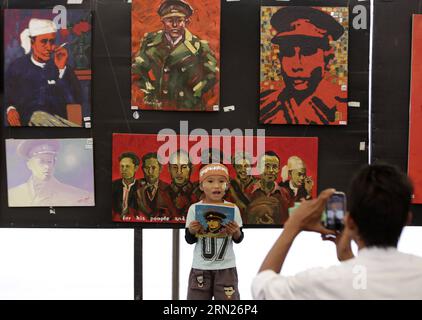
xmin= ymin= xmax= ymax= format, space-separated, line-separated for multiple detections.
xmin=195 ymin=203 xmax=235 ymax=238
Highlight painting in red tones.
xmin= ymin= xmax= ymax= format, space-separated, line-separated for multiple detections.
xmin=260 ymin=6 xmax=348 ymax=125
xmin=112 ymin=133 xmax=318 ymax=226
xmin=408 ymin=15 xmax=422 ymax=203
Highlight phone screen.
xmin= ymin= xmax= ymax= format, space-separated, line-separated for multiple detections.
xmin=325 ymin=192 xmax=346 ymax=231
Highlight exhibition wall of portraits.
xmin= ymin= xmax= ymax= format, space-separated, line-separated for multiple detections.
xmin=260 ymin=6 xmax=348 ymax=125
xmin=112 ymin=133 xmax=317 ymax=226
xmin=408 ymin=14 xmax=422 ymax=204
xmin=3 ymin=9 xmax=92 ymax=127
xmin=6 ymin=138 xmax=95 ymax=207
xmin=131 ymin=0 xmax=221 ymax=112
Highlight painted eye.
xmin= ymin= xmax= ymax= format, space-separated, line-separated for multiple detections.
xmin=301 ymin=46 xmax=318 ymax=56
xmin=280 ymin=46 xmax=295 ymax=57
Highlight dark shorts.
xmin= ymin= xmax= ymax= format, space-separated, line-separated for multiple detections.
xmin=187 ymin=267 xmax=240 ymax=300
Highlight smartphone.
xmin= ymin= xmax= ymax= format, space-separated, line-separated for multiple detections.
xmin=324 ymin=191 xmax=346 ymax=231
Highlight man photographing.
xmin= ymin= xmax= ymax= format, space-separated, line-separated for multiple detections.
xmin=252 ymin=163 xmax=422 ymax=299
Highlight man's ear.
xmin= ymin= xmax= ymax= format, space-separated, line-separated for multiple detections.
xmin=26 ymin=159 xmax=32 ymax=170
xmin=406 ymin=211 xmax=413 ymax=226
xmin=199 ymin=183 xmax=203 ymax=191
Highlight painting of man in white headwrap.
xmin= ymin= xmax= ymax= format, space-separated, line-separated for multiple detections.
xmin=3 ymin=9 xmax=92 ymax=127
xmin=279 ymin=156 xmax=314 ymax=208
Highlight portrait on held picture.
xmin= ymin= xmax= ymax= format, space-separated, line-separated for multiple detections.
xmin=131 ymin=0 xmax=220 ymax=111
xmin=3 ymin=9 xmax=92 ymax=127
xmin=6 ymin=138 xmax=95 ymax=207
xmin=112 ymin=133 xmax=317 ymax=226
xmin=195 ymin=203 xmax=235 ymax=238
xmin=260 ymin=6 xmax=348 ymax=125
xmin=408 ymin=14 xmax=422 ymax=203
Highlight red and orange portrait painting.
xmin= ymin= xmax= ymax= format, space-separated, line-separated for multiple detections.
xmin=260 ymin=6 xmax=348 ymax=125
xmin=112 ymin=133 xmax=318 ymax=226
xmin=408 ymin=15 xmax=422 ymax=203
xmin=131 ymin=0 xmax=221 ymax=111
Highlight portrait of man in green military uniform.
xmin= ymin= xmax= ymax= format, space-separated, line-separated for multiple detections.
xmin=132 ymin=0 xmax=220 ymax=111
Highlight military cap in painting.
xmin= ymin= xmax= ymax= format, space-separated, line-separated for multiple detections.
xmin=158 ymin=0 xmax=194 ymax=19
xmin=17 ymin=139 xmax=60 ymax=159
xmin=270 ymin=6 xmax=344 ymax=45
xmin=204 ymin=211 xmax=226 ymax=221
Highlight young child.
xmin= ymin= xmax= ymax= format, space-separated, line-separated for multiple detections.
xmin=185 ymin=163 xmax=244 ymax=300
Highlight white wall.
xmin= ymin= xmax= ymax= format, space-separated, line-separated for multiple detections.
xmin=0 ymin=227 xmax=421 ymax=299
xmin=0 ymin=228 xmax=134 ymax=300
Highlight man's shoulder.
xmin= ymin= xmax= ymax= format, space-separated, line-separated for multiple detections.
xmin=53 ymin=179 xmax=92 ymax=197
xmin=142 ymin=31 xmax=163 ymax=45
xmin=112 ymin=179 xmax=125 ymax=192
xmin=8 ymin=182 xmax=29 ymax=194
xmin=316 ymin=78 xmax=347 ymax=102
xmin=260 ymin=88 xmax=284 ymax=106
xmin=185 ymin=30 xmax=213 ymax=52
xmin=158 ymin=180 xmax=170 ymax=190
xmin=7 ymin=55 xmax=31 ymax=72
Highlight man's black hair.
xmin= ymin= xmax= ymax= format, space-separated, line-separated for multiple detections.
xmin=260 ymin=151 xmax=280 ymax=163
xmin=142 ymin=152 xmax=161 ymax=167
xmin=119 ymin=152 xmax=140 ymax=167
xmin=348 ymin=163 xmax=413 ymax=247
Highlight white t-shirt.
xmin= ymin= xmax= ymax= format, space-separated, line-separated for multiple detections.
xmin=185 ymin=200 xmax=243 ymax=270
xmin=252 ymin=247 xmax=422 ymax=299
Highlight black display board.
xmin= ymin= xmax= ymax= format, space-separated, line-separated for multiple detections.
xmin=372 ymin=0 xmax=422 ymax=226
xmin=0 ymin=0 xmax=370 ymax=228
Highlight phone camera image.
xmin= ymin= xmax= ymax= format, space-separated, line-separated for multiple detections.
xmin=325 ymin=192 xmax=346 ymax=231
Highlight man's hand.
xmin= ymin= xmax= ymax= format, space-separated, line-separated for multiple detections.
xmin=285 ymin=188 xmax=336 ymax=236
xmin=336 ymin=227 xmax=355 ymax=261
xmin=322 ymin=226 xmax=355 ymax=261
xmin=54 ymin=46 xmax=68 ymax=70
xmin=188 ymin=220 xmax=203 ymax=235
xmin=7 ymin=108 xmax=21 ymax=126
xmin=225 ymin=221 xmax=241 ymax=240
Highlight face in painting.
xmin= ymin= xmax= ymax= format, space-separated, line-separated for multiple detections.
xmin=27 ymin=153 xmax=56 ymax=181
xmin=143 ymin=158 xmax=161 ymax=184
xmin=162 ymin=16 xmax=187 ymax=40
xmin=279 ymin=42 xmax=326 ymax=95
xmin=31 ymin=32 xmax=56 ymax=62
